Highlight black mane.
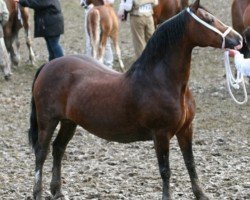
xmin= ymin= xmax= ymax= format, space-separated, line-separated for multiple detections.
xmin=126 ymin=9 xmax=190 ymax=76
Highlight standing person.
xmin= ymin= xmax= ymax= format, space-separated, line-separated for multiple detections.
xmin=118 ymin=0 xmax=158 ymax=58
xmin=80 ymin=0 xmax=114 ymax=69
xmin=0 ymin=0 xmax=12 ymax=80
xmin=14 ymin=0 xmax=64 ymax=61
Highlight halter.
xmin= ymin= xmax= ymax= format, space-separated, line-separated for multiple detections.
xmin=186 ymin=7 xmax=232 ymax=49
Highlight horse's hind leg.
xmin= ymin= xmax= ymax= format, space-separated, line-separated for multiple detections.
xmin=98 ymin=33 xmax=108 ymax=64
xmin=21 ymin=7 xmax=35 ymax=65
xmin=110 ymin=34 xmax=124 ymax=71
xmin=176 ymin=125 xmax=209 ymax=200
xmin=33 ymin=120 xmax=59 ymax=200
xmin=50 ymin=120 xmax=77 ymax=199
xmin=153 ymin=130 xmax=172 ymax=200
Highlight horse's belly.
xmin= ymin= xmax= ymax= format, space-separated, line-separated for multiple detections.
xmin=80 ymin=124 xmax=152 ymax=143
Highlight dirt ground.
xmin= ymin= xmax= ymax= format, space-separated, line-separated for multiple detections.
xmin=0 ymin=0 xmax=249 ymax=199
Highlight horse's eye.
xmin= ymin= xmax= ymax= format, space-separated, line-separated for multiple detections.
xmin=206 ymin=18 xmax=214 ymax=24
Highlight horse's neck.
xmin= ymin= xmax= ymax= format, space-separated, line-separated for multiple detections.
xmin=160 ymin=45 xmax=192 ymax=84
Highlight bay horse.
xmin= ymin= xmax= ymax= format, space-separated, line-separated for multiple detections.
xmin=29 ymin=0 xmax=242 ymax=199
xmin=153 ymin=0 xmax=189 ymax=25
xmin=3 ymin=0 xmax=35 ymax=67
xmin=82 ymin=0 xmax=125 ymax=71
xmin=232 ymin=0 xmax=250 ymax=57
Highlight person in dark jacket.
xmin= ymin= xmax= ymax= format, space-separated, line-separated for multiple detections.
xmin=14 ymin=0 xmax=64 ymax=61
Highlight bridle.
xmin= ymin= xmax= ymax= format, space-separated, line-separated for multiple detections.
xmin=186 ymin=7 xmax=232 ymax=49
xmin=186 ymin=7 xmax=247 ymax=104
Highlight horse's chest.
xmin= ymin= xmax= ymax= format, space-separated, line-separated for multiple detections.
xmin=138 ymin=94 xmax=193 ymax=131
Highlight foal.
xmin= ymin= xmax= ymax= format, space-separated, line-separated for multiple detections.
xmin=85 ymin=0 xmax=125 ymax=71
xmin=232 ymin=0 xmax=250 ymax=57
xmin=29 ymin=0 xmax=242 ymax=199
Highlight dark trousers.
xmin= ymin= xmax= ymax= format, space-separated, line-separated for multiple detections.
xmin=45 ymin=35 xmax=64 ymax=61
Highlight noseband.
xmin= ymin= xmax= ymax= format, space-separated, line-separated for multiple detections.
xmin=186 ymin=7 xmax=232 ymax=49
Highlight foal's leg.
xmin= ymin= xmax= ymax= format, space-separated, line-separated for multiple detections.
xmin=50 ymin=120 xmax=77 ymax=199
xmin=154 ymin=131 xmax=172 ymax=200
xmin=176 ymin=125 xmax=209 ymax=200
xmin=110 ymin=34 xmax=125 ymax=71
xmin=98 ymin=33 xmax=108 ymax=64
xmin=22 ymin=8 xmax=35 ymax=65
xmin=33 ymin=120 xmax=59 ymax=200
xmin=24 ymin=27 xmax=35 ymax=65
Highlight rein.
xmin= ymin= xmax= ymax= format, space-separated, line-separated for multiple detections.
xmin=224 ymin=51 xmax=248 ymax=104
xmin=186 ymin=7 xmax=232 ymax=49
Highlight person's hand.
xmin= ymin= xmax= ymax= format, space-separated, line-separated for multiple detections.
xmin=229 ymin=49 xmax=240 ymax=57
xmin=13 ymin=0 xmax=19 ymax=3
xmin=117 ymin=7 xmax=125 ymax=21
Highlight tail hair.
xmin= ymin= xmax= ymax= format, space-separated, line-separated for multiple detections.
xmin=28 ymin=64 xmax=46 ymax=149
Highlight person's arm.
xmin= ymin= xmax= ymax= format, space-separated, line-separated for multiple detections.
xmin=119 ymin=0 xmax=133 ymax=12
xmin=229 ymin=49 xmax=250 ymax=76
xmin=15 ymin=0 xmax=52 ymax=10
xmin=153 ymin=0 xmax=158 ymax=7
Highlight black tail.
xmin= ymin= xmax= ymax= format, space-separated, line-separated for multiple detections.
xmin=28 ymin=64 xmax=46 ymax=149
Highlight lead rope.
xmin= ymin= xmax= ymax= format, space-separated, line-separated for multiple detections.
xmin=224 ymin=51 xmax=248 ymax=104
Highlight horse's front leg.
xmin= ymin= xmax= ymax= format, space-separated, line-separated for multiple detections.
xmin=4 ymin=35 xmax=18 ymax=67
xmin=154 ymin=130 xmax=173 ymax=200
xmin=176 ymin=125 xmax=209 ymax=200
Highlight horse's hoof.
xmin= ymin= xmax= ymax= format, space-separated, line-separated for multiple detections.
xmin=52 ymin=192 xmax=69 ymax=200
xmin=4 ymin=74 xmax=11 ymax=81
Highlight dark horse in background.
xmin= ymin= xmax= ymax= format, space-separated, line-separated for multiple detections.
xmin=28 ymin=0 xmax=242 ymax=199
xmin=232 ymin=0 xmax=250 ymax=57
xmin=154 ymin=0 xmax=189 ymax=25
xmin=3 ymin=0 xmax=35 ymax=68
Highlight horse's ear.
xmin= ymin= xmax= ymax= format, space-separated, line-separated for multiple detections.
xmin=190 ymin=0 xmax=200 ymax=12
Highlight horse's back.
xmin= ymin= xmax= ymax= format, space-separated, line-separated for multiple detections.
xmin=154 ymin=0 xmax=180 ymax=25
xmin=89 ymin=4 xmax=118 ymax=33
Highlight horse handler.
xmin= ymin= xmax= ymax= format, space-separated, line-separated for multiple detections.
xmin=118 ymin=0 xmax=158 ymax=58
xmin=14 ymin=0 xmax=64 ymax=61
xmin=0 ymin=0 xmax=12 ymax=80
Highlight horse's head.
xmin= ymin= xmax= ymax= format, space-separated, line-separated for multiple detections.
xmin=187 ymin=0 xmax=242 ymax=50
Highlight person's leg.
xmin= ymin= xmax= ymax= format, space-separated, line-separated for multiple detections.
xmin=145 ymin=16 xmax=155 ymax=43
xmin=103 ymin=38 xmax=114 ymax=69
xmin=45 ymin=36 xmax=64 ymax=61
xmin=0 ymin=38 xmax=12 ymax=79
xmin=130 ymin=16 xmax=146 ymax=58
xmin=44 ymin=37 xmax=54 ymax=61
xmin=84 ymin=9 xmax=92 ymax=56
